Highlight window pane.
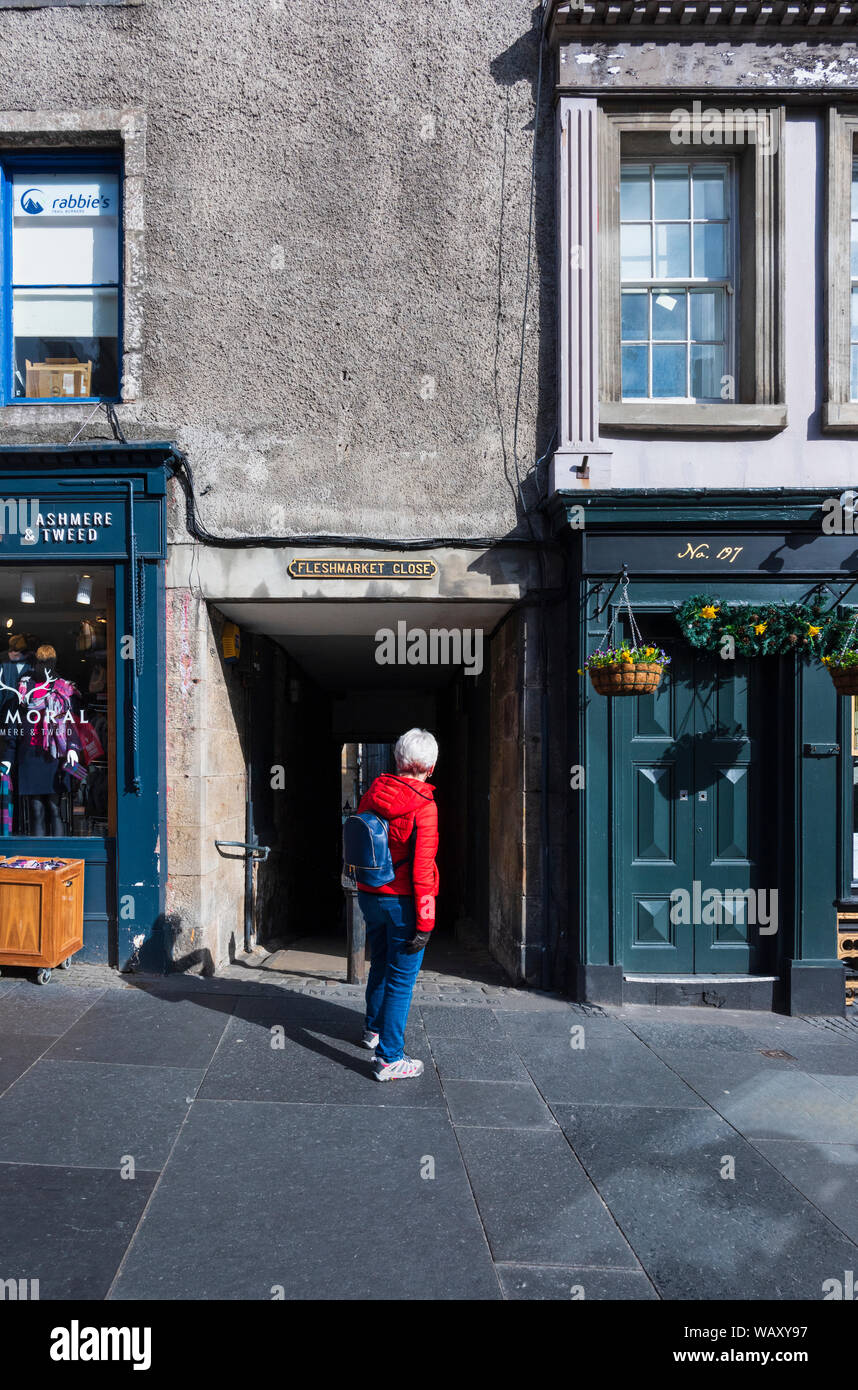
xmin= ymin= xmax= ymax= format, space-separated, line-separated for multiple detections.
xmin=852 ymin=288 xmax=858 ymax=342
xmin=12 ymin=172 xmax=119 ymax=286
xmin=652 ymin=290 xmax=685 ymax=340
xmin=690 ymin=288 xmax=725 ymax=341
xmin=620 ymin=166 xmax=650 ymax=221
xmin=852 ymin=163 xmax=858 ymax=219
xmin=13 ymin=288 xmax=119 ymax=399
xmin=691 ymin=343 xmax=725 ymax=399
xmin=0 ymin=566 xmax=113 ymax=839
xmin=653 ymin=164 xmax=689 ymax=219
xmin=621 ymin=223 xmax=652 ymax=279
xmin=654 ymin=222 xmax=690 ymax=279
xmin=692 ymin=165 xmax=727 ymax=220
xmin=852 ymin=220 xmax=858 ymax=279
xmin=693 ymin=222 xmax=727 ymax=278
xmin=621 ymin=345 xmax=648 ymax=398
xmin=621 ymin=291 xmax=648 ymax=340
xmin=852 ymin=345 xmax=858 ymax=402
xmin=652 ymin=343 xmax=686 ymax=397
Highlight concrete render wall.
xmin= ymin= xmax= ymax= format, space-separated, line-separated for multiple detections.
xmin=165 ymin=592 xmax=246 ymax=970
xmin=0 ymin=0 xmax=554 ymax=539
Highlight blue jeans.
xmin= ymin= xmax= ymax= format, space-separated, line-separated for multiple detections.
xmin=359 ymin=892 xmax=423 ymax=1063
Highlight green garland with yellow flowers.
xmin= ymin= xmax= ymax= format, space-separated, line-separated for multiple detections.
xmin=675 ymin=594 xmax=848 ymax=660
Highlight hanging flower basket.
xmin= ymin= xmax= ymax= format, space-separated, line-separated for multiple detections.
xmin=587 ymin=651 xmax=667 ymax=697
xmin=584 ymin=573 xmax=670 ymax=697
xmin=586 ymin=650 xmax=664 ymax=695
xmin=822 ymin=653 xmax=858 ymax=696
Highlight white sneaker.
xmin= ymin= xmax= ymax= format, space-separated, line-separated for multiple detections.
xmin=361 ymin=1029 xmax=379 ymax=1050
xmin=373 ymin=1055 xmax=425 ymax=1081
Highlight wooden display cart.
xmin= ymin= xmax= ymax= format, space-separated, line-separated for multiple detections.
xmin=0 ymin=857 xmax=84 ymax=985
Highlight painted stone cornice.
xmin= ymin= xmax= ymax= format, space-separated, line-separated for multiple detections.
xmin=548 ymin=1 xmax=858 ymax=43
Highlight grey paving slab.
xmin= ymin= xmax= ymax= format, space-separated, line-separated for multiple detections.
xmin=491 ymin=1009 xmax=630 ymax=1040
xmin=0 ymin=986 xmax=106 ymax=1037
xmin=649 ymin=1046 xmax=801 ymax=1107
xmin=803 ymin=1072 xmax=858 ymax=1105
xmin=0 ymin=1161 xmax=156 ymax=1299
xmin=110 ymin=1100 xmax=500 ymax=1300
xmin=44 ymin=989 xmax=235 ymax=1069
xmin=706 ymin=1071 xmax=858 ymax=1144
xmin=622 ymin=1016 xmax=823 ymax=1054
xmin=231 ymin=993 xmax=365 ymax=1025
xmin=496 ymin=1264 xmax=659 ymax=1300
xmin=753 ymin=1141 xmax=858 ymax=1246
xmin=0 ymin=1032 xmax=54 ymax=1094
xmin=780 ymin=1042 xmax=858 ymax=1075
xmin=428 ymin=1036 xmax=530 ymax=1082
xmin=515 ymin=1034 xmax=705 ymax=1108
xmin=443 ymin=1079 xmax=555 ymax=1128
xmin=0 ymin=1060 xmax=203 ymax=1169
xmin=197 ymin=1013 xmax=444 ymax=1107
xmin=456 ymin=1125 xmax=639 ymax=1268
xmin=555 ymin=1103 xmax=858 ymax=1300
xmin=418 ymin=1005 xmax=504 ymax=1040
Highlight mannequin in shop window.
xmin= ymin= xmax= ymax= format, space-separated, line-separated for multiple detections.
xmin=1 ymin=644 xmax=82 ymax=837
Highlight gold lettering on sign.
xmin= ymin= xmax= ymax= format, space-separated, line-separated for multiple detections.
xmin=676 ymin=542 xmax=744 ymax=564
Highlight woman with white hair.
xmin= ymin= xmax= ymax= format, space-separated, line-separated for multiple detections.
xmin=356 ymin=728 xmax=439 ymax=1080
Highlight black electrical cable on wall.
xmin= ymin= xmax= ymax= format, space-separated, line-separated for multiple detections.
xmin=166 ymin=445 xmax=561 ymax=555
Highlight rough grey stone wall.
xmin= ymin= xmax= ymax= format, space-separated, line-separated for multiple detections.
xmin=0 ymin=0 xmax=555 ymax=541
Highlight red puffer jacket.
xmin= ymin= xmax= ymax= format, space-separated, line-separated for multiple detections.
xmin=357 ymin=773 xmax=439 ymax=931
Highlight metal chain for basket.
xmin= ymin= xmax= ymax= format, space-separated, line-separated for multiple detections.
xmin=597 ymin=575 xmax=645 ymax=656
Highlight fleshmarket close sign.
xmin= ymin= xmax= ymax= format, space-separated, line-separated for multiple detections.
xmin=288 ymin=557 xmax=437 ymax=579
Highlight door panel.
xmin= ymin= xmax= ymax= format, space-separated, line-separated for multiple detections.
xmin=616 ymin=633 xmax=695 ymax=973
xmin=615 ymin=630 xmax=771 ymax=974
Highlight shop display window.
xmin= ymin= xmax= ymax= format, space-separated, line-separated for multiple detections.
xmin=0 ymin=566 xmax=112 ymax=838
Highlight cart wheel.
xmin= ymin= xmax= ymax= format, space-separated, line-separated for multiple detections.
xmin=58 ymin=957 xmax=72 ymax=970
xmin=34 ymin=967 xmax=52 ymax=985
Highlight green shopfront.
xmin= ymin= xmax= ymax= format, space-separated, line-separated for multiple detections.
xmin=554 ymin=489 xmax=856 ymax=1017
xmin=0 ymin=444 xmax=169 ymax=970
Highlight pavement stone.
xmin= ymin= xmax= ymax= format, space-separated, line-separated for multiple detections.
xmin=555 ymin=1102 xmax=858 ymax=1301
xmin=110 ymin=1101 xmax=500 ymax=1301
xmin=1 ymin=968 xmax=857 ymax=1301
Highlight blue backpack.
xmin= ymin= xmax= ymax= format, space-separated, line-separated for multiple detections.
xmin=342 ymin=812 xmax=414 ymax=888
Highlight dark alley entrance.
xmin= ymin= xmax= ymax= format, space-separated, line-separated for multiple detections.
xmin=215 ymin=599 xmax=514 ymax=985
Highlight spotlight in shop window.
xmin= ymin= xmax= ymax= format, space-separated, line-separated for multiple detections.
xmin=20 ymin=574 xmax=35 ymax=604
xmin=76 ymin=574 xmax=93 ymax=606
xmin=4 ymin=618 xmax=12 ymax=629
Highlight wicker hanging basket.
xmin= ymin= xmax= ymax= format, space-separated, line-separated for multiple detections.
xmin=826 ymin=664 xmax=858 ymax=697
xmin=589 ymin=661 xmax=664 ymax=697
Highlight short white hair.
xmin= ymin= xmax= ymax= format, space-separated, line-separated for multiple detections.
xmin=394 ymin=727 xmax=438 ymax=775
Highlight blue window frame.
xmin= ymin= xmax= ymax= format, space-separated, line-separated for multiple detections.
xmin=0 ymin=152 xmax=122 ymax=406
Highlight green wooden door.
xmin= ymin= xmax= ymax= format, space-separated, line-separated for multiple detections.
xmin=615 ymin=632 xmax=770 ymax=975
